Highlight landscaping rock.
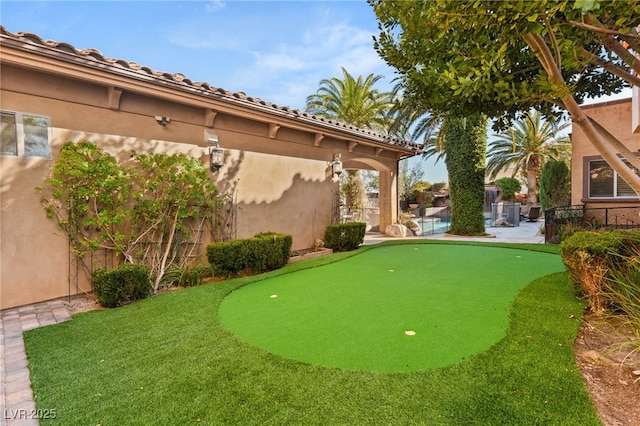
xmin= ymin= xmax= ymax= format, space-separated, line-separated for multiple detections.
xmin=385 ymin=223 xmax=411 ymax=237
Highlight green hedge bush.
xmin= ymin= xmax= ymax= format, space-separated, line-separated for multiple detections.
xmin=91 ymin=263 xmax=151 ymax=308
xmin=560 ymin=229 xmax=640 ymax=312
xmin=206 ymin=232 xmax=292 ymax=277
xmin=324 ymin=222 xmax=366 ymax=252
xmin=159 ymin=264 xmax=212 ymax=288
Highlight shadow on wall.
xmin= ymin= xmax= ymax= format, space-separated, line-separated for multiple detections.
xmin=236 ymin=172 xmax=335 ymax=250
xmin=222 ymin=150 xmax=328 ymax=204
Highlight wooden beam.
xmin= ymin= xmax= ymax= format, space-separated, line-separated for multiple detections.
xmin=204 ymin=109 xmax=218 ymax=127
xmin=348 ymin=141 xmax=358 ymax=152
xmin=107 ymin=87 xmax=122 ymax=110
xmin=269 ymin=123 xmax=281 ymax=139
xmin=314 ymin=133 xmax=325 ymax=146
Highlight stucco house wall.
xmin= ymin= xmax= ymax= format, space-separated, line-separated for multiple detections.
xmin=0 ymin=28 xmax=420 ymax=309
xmin=570 ymin=98 xmax=640 ymax=208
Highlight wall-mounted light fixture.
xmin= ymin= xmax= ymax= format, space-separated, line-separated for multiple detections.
xmin=328 ymin=153 xmax=343 ymax=180
xmin=206 ymin=130 xmax=224 ymax=173
xmin=155 ymin=116 xmax=170 ymax=126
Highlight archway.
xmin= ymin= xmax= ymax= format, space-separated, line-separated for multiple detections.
xmin=341 ymin=157 xmax=397 ymax=234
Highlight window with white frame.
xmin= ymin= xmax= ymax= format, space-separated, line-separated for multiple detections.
xmin=1 ymin=110 xmax=51 ymax=158
xmin=588 ymin=158 xmax=638 ymax=199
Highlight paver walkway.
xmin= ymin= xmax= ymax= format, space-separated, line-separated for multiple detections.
xmin=1 ymin=300 xmax=72 ymax=426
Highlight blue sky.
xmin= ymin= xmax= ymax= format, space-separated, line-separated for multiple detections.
xmin=0 ymin=0 xmax=450 ymax=182
xmin=0 ymin=1 xmax=632 ymax=184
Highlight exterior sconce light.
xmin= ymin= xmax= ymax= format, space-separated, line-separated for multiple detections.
xmin=206 ymin=130 xmax=224 ymax=173
xmin=329 ymin=153 xmax=343 ymax=179
xmin=155 ymin=116 xmax=170 ymax=126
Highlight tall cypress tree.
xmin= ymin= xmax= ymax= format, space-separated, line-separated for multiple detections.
xmin=442 ymin=114 xmax=488 ymax=236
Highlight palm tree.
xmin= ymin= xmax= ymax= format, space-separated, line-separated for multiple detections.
xmin=388 ymin=84 xmax=445 ymax=164
xmin=305 ymin=67 xmax=394 ymax=133
xmin=487 ymin=110 xmax=571 ymax=203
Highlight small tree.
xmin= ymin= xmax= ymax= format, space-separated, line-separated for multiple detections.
xmin=539 ymin=160 xmax=571 ymax=210
xmin=398 ymin=160 xmax=425 ymax=206
xmin=494 ymin=177 xmax=522 ymax=203
xmin=128 ymin=151 xmax=220 ymax=290
xmin=39 ymin=141 xmax=222 ymax=292
xmin=38 ymin=141 xmax=133 ymax=267
xmin=341 ymin=170 xmax=367 ymax=209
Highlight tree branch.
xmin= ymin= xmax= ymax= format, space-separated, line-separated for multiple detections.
xmin=543 ymin=13 xmax=561 ymax=67
xmin=601 ymin=34 xmax=640 ymax=76
xmin=565 ymin=18 xmax=633 ymax=37
xmin=581 ymin=47 xmax=640 ymax=87
xmin=522 ymin=32 xmax=640 ymax=196
xmin=587 ymin=116 xmax=640 ymax=173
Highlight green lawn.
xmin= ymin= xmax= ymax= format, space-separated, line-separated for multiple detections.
xmin=24 ymin=241 xmax=601 ymax=425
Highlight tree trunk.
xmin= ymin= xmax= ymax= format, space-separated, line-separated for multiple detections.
xmin=526 ymin=168 xmax=538 ymax=204
xmin=523 ymin=33 xmax=640 ymax=197
xmin=443 ymin=114 xmax=487 ymax=236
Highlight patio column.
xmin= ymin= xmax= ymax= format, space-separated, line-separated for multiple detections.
xmin=378 ymin=169 xmax=397 ymax=233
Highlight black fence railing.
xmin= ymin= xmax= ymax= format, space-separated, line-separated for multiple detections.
xmin=545 ymin=204 xmax=640 ymax=243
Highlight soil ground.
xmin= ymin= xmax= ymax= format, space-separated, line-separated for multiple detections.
xmin=63 ymin=294 xmax=640 ymax=425
xmin=573 ymin=313 xmax=640 ymax=426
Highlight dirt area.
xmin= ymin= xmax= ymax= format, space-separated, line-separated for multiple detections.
xmin=62 ymin=293 xmax=639 ymax=425
xmin=574 ymin=313 xmax=640 ymax=426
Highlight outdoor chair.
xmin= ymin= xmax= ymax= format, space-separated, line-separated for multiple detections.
xmin=525 ymin=206 xmax=541 ymax=222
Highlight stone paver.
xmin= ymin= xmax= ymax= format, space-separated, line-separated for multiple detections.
xmin=0 ymin=300 xmax=72 ymax=426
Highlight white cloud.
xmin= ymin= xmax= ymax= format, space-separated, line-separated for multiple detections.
xmin=205 ymin=0 xmax=226 ymax=13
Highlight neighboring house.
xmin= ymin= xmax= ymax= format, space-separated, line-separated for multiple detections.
xmin=569 ymin=97 xmax=640 ymax=218
xmin=0 ymin=27 xmax=421 ymax=309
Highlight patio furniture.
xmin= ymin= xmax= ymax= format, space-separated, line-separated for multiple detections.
xmin=525 ymin=206 xmax=541 ymax=222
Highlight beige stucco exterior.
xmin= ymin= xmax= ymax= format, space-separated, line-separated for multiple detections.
xmin=0 ymin=28 xmax=421 ymax=309
xmin=570 ymin=98 xmax=640 ymax=208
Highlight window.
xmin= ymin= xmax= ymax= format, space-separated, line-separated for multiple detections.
xmin=1 ymin=111 xmax=51 ymax=158
xmin=588 ymin=159 xmax=638 ymax=199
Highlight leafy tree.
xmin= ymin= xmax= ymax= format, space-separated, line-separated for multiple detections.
xmin=371 ymin=0 xmax=640 ymax=195
xmin=305 ymin=67 xmax=395 ymax=133
xmin=443 ymin=114 xmax=488 ymax=236
xmin=539 ymin=160 xmax=571 ymax=210
xmin=398 ymin=159 xmax=425 ymax=205
xmin=39 ymin=141 xmax=222 ymax=292
xmin=341 ymin=170 xmax=367 ymax=209
xmin=361 ymin=170 xmax=379 ymax=194
xmin=39 ymin=141 xmax=133 ymax=262
xmin=494 ymin=177 xmax=522 ymax=203
xmin=487 ymin=110 xmax=571 ymax=203
xmin=128 ymin=151 xmax=220 ymax=290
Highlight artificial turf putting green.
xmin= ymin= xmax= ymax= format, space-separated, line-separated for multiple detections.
xmin=219 ymin=244 xmax=565 ymax=373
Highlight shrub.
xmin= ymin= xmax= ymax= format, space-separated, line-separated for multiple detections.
xmin=91 ymin=263 xmax=151 ymax=308
xmin=324 ymin=222 xmax=366 ymax=252
xmin=539 ymin=160 xmax=570 ymax=210
xmin=159 ymin=264 xmax=212 ymax=288
xmin=207 ymin=232 xmax=292 ymax=277
xmin=560 ymin=230 xmax=638 ymax=313
xmin=252 ymin=232 xmax=293 ymax=272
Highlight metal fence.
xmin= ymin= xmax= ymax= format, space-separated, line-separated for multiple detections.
xmin=407 ymin=206 xmax=452 ymax=235
xmin=337 ymin=204 xmax=453 ymax=236
xmin=544 ymin=204 xmax=640 ymax=243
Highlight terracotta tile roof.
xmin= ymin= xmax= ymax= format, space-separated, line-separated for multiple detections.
xmin=0 ymin=26 xmax=423 ymax=154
